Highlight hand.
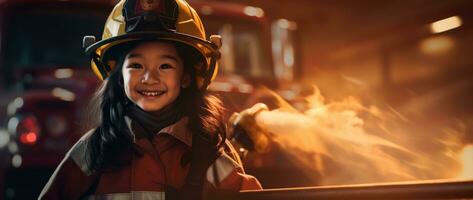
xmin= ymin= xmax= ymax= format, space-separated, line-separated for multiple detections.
xmin=229 ymin=103 xmax=271 ymax=153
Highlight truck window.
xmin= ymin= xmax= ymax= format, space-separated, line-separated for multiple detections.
xmin=202 ymin=17 xmax=273 ymax=79
xmin=2 ymin=6 xmax=108 ymax=87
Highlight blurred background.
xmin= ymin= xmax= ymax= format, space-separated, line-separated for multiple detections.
xmin=0 ymin=0 xmax=472 ymax=199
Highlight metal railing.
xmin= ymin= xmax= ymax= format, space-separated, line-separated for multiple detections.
xmin=210 ymin=179 xmax=473 ymax=200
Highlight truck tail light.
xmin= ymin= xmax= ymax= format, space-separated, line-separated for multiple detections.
xmin=16 ymin=115 xmax=41 ymax=145
xmin=19 ymin=132 xmax=38 ymax=145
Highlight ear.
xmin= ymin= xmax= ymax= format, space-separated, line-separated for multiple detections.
xmin=181 ymin=73 xmax=191 ymax=88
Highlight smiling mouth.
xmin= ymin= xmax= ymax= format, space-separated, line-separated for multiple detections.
xmin=138 ymin=90 xmax=166 ymax=97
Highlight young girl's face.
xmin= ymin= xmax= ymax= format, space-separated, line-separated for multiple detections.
xmin=122 ymin=42 xmax=189 ymax=111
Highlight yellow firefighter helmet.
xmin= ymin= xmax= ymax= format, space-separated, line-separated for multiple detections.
xmin=83 ymin=0 xmax=221 ymax=90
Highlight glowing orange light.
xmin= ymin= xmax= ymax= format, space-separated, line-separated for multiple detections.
xmin=19 ymin=132 xmax=37 ymax=145
xmin=430 ymin=16 xmax=462 ymax=34
xmin=420 ymin=36 xmax=454 ymax=55
xmin=457 ymin=145 xmax=473 ymax=179
xmin=243 ymin=6 xmax=264 ymax=18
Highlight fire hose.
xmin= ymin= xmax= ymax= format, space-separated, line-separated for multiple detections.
xmin=209 ymin=179 xmax=473 ymax=200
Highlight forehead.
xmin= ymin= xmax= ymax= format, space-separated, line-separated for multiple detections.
xmin=127 ymin=41 xmax=179 ymax=58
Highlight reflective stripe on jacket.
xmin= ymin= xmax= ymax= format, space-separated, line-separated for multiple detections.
xmin=39 ymin=117 xmax=262 ymax=199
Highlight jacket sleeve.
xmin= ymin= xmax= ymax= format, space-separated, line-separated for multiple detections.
xmin=39 ymin=157 xmax=98 ymax=200
xmin=204 ymin=140 xmax=262 ymax=192
xmin=39 ymin=131 xmax=99 ymax=200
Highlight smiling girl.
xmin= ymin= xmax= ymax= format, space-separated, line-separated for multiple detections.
xmin=39 ymin=0 xmax=261 ymax=199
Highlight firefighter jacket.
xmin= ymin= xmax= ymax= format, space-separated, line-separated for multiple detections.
xmin=39 ymin=116 xmax=262 ymax=199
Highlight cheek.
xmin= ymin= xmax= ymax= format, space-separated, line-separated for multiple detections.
xmin=171 ymin=72 xmax=184 ymax=89
xmin=122 ymin=70 xmax=135 ymax=97
xmin=163 ymin=73 xmax=183 ymax=97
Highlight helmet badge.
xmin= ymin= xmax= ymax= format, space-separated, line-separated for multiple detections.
xmin=140 ymin=0 xmax=160 ymax=11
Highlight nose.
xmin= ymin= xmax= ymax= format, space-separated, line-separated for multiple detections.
xmin=141 ymin=68 xmax=160 ymax=84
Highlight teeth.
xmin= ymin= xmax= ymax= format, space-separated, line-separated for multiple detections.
xmin=140 ymin=91 xmax=164 ymax=96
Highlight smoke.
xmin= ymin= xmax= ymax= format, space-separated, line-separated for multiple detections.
xmin=253 ymin=86 xmax=471 ymax=185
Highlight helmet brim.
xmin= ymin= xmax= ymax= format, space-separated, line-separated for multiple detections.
xmin=85 ymin=31 xmax=220 ymax=89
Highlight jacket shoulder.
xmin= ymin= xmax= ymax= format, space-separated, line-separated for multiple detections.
xmin=68 ymin=129 xmax=95 ymax=176
xmin=39 ymin=130 xmax=98 ymax=199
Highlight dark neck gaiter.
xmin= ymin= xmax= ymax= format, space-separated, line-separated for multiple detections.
xmin=126 ymin=100 xmax=183 ymax=139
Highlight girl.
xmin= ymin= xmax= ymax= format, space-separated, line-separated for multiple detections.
xmin=39 ymin=0 xmax=262 ymax=199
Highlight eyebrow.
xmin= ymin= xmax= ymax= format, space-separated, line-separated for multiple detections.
xmin=126 ymin=53 xmax=142 ymax=59
xmin=126 ymin=54 xmax=180 ymax=63
xmin=161 ymin=55 xmax=180 ymax=63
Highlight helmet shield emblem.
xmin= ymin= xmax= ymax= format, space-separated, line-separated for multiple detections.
xmin=123 ymin=0 xmax=178 ymax=32
xmin=140 ymin=0 xmax=160 ymax=11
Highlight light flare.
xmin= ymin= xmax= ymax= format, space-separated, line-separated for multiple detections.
xmin=457 ymin=145 xmax=473 ymax=179
xmin=430 ymin=16 xmax=462 ymax=34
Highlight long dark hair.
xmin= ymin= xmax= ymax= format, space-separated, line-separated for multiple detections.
xmin=85 ymin=41 xmax=226 ymax=172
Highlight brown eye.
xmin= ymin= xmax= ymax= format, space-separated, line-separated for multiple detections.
xmin=160 ymin=64 xmax=174 ymax=70
xmin=127 ymin=63 xmax=142 ymax=69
